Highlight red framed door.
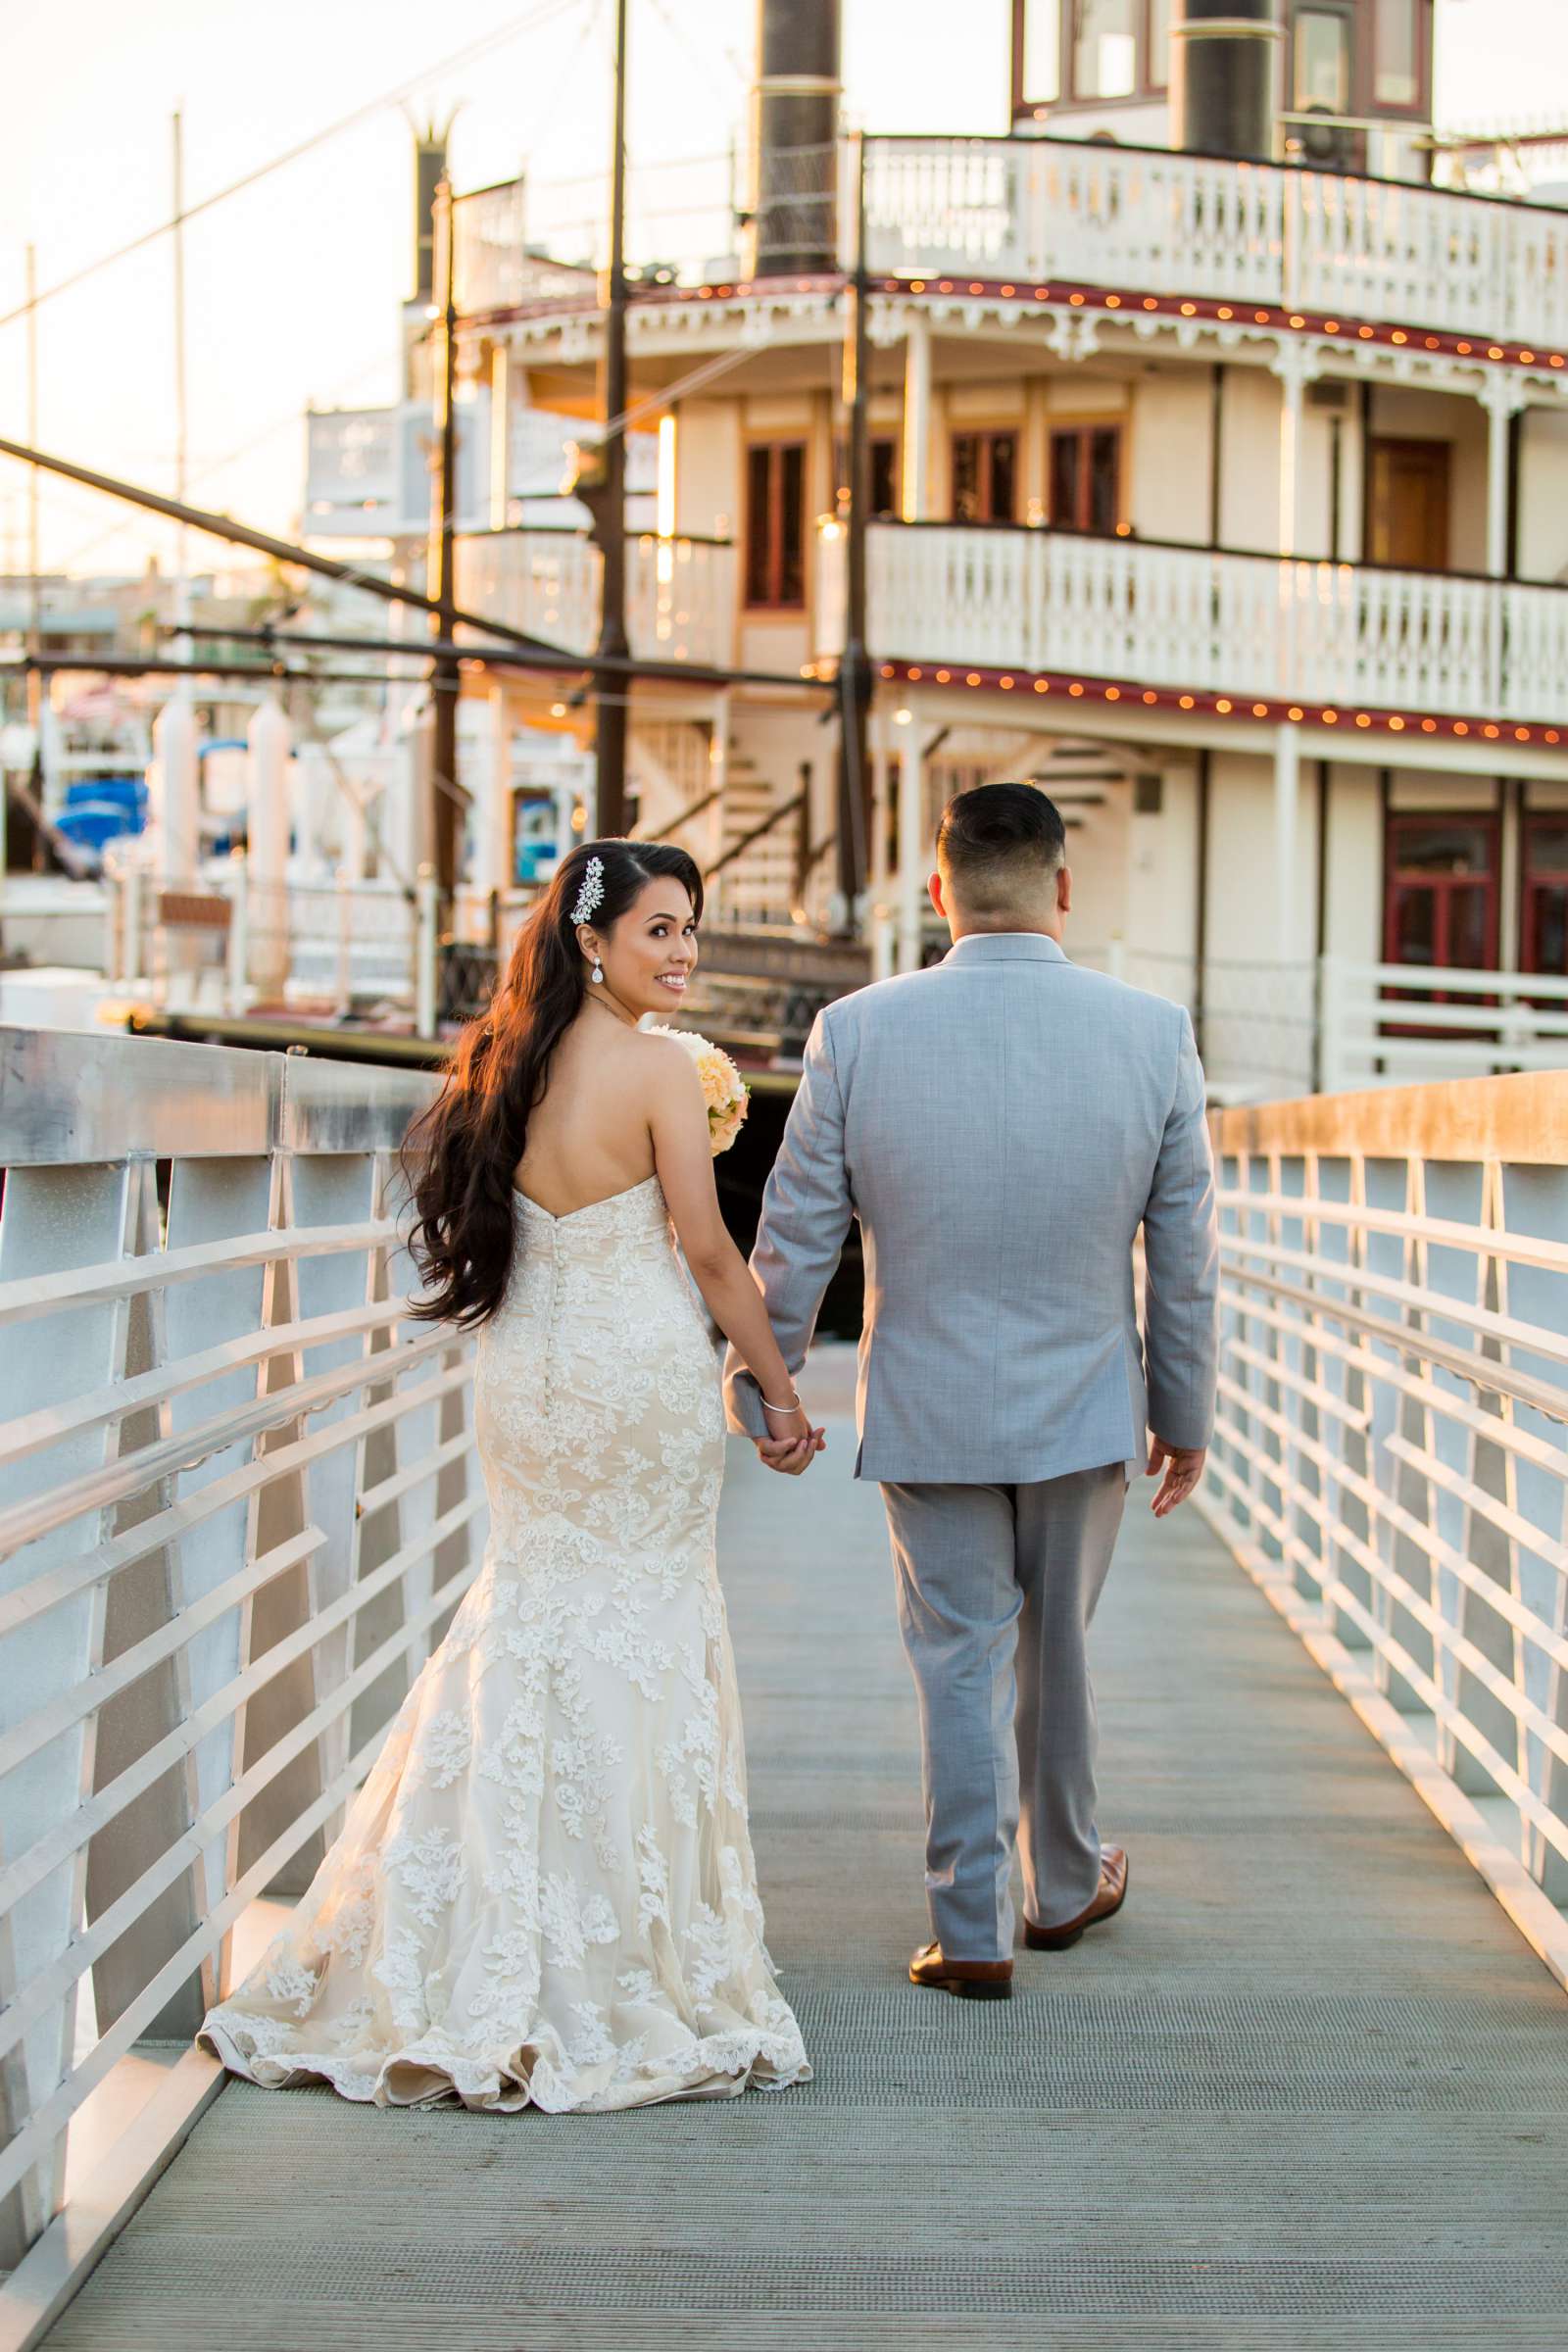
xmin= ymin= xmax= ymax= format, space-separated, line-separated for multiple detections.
xmin=1384 ymin=814 xmax=1499 ymax=973
xmin=1381 ymin=811 xmax=1499 ymax=1043
xmin=1521 ymin=813 xmax=1568 ymax=978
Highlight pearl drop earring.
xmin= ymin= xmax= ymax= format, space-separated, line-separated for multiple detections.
xmin=591 ymin=960 xmax=604 ymax=984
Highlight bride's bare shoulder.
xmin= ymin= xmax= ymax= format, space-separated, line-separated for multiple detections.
xmin=631 ymin=1027 xmax=704 ymax=1095
xmin=569 ymin=1014 xmax=696 ymax=1091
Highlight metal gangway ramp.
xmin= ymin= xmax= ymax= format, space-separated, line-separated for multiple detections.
xmin=4 ymin=1029 xmax=1568 ymax=2348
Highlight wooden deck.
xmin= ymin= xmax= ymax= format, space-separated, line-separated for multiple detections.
xmin=42 ymin=1348 xmax=1568 ymax=2349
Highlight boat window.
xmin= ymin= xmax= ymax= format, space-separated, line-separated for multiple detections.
xmin=1147 ymin=0 xmax=1171 ymax=91
xmin=1022 ymin=0 xmax=1062 ymax=104
xmin=1072 ymin=0 xmax=1138 ymax=100
xmin=1294 ymin=9 xmax=1349 ymax=114
xmin=1373 ymin=0 xmax=1419 ymax=107
xmin=744 ymin=442 xmax=807 ymax=609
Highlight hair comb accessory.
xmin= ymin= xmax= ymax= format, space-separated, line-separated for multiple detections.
xmin=570 ymin=856 xmax=605 ymax=929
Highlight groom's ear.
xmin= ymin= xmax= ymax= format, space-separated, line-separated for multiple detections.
xmin=1056 ymin=862 xmax=1073 ymax=915
xmin=927 ymin=869 xmax=947 ymax=919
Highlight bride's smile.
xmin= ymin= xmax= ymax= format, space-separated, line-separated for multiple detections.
xmin=580 ymin=880 xmax=702 ymax=1027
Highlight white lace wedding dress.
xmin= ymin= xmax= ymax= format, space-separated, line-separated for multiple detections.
xmin=197 ymin=1173 xmax=810 ymax=2112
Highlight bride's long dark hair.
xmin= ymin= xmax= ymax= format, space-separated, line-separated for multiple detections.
xmin=402 ymin=836 xmax=705 ymax=1330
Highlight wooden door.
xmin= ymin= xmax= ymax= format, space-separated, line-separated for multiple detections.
xmin=1367 ymin=438 xmax=1450 ymax=571
xmin=1049 ymin=423 xmax=1123 ymax=533
xmin=951 ymin=430 xmax=1018 ymax=524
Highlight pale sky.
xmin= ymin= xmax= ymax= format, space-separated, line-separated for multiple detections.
xmin=1 ymin=0 xmax=1564 ymax=580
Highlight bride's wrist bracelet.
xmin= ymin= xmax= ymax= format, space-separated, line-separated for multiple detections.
xmin=760 ymin=1388 xmax=803 ymax=1417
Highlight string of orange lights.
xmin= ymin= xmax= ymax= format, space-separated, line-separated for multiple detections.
xmin=784 ymin=659 xmax=1568 ymax=749
xmin=460 ymin=269 xmax=1568 ymax=375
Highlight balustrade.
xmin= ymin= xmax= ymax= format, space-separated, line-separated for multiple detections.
xmin=839 ymin=521 xmax=1568 ymax=725
xmin=451 ymin=181 xmax=597 ymax=317
xmin=455 ymin=530 xmax=736 ymax=670
xmin=862 ymin=135 xmax=1568 ymax=350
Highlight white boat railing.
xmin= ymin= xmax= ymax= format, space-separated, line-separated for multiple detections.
xmin=0 ymin=1027 xmax=483 ymax=2296
xmin=1322 ymin=959 xmax=1568 ymax=1093
xmin=994 ymin=951 xmax=1568 ymax=1103
xmin=102 ymin=864 xmax=432 ymax=1024
xmin=861 ymin=134 xmax=1568 ymax=349
xmin=840 ymin=521 xmax=1568 ymax=725
xmin=456 ymin=530 xmax=737 ymax=671
xmin=1201 ymin=1073 xmax=1568 ymax=1990
xmin=1118 ymin=954 xmax=1568 ymax=1100
xmin=95 ymin=864 xmax=554 ymax=1036
xmin=451 ymin=180 xmax=599 ymax=317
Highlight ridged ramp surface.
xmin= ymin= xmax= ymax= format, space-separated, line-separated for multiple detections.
xmin=44 ymin=1350 xmax=1568 ymax=2349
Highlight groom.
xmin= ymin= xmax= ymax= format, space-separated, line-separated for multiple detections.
xmin=723 ymin=782 xmax=1219 ymax=1999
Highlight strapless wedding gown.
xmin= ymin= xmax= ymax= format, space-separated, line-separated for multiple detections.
xmin=197 ymin=1174 xmax=809 ymax=2112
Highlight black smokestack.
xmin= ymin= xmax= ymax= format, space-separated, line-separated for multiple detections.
xmin=1170 ymin=0 xmax=1281 ymax=165
xmin=751 ymin=0 xmax=841 ymax=276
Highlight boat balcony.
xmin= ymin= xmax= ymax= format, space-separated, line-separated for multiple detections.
xmin=816 ymin=519 xmax=1568 ymax=732
xmin=455 ymin=529 xmax=736 ymax=671
xmin=861 ymin=135 xmax=1568 ymax=356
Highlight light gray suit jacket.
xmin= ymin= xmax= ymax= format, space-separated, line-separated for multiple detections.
xmin=722 ymin=932 xmax=1220 ymax=1485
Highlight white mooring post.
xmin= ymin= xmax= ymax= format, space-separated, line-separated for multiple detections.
xmin=150 ymin=694 xmax=199 ymax=887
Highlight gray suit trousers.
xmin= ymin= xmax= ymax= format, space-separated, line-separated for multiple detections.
xmin=882 ymin=1463 xmax=1128 ymax=1962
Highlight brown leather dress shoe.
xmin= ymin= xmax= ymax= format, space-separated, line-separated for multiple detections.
xmin=908 ymin=1940 xmax=1014 ymax=2000
xmin=1023 ymin=1845 xmax=1129 ymax=1952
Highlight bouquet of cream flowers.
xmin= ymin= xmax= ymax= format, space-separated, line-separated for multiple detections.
xmin=648 ymin=1025 xmax=750 ymax=1155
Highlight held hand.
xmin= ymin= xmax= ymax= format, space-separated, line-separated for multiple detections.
xmin=1147 ymin=1436 xmax=1206 ymax=1517
xmin=756 ymin=1402 xmax=826 ymax=1476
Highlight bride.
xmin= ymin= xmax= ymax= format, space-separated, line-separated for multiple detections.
xmin=198 ymin=839 xmax=819 ymax=2112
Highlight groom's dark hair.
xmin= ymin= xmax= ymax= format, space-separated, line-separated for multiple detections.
xmin=936 ymin=782 xmax=1066 ymax=913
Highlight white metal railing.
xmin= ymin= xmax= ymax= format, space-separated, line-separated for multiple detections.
xmin=103 ymin=866 xmax=432 ymax=1023
xmin=1323 ymin=959 xmax=1568 ymax=1092
xmin=861 ymin=134 xmax=1568 ymax=348
xmin=0 ymin=1028 xmax=482 ymax=2278
xmin=99 ymin=865 xmax=554 ymax=1035
xmin=0 ymin=880 xmax=110 ymax=975
xmin=249 ymin=875 xmax=423 ymax=1014
xmin=840 ymin=522 xmax=1568 ymax=725
xmin=1117 ymin=955 xmax=1568 ymax=1100
xmin=456 ymin=530 xmax=737 ymax=670
xmin=1200 ymin=1074 xmax=1568 ymax=1988
xmin=1014 ymin=953 xmax=1568 ymax=1103
xmin=1087 ymin=949 xmax=1319 ymax=1102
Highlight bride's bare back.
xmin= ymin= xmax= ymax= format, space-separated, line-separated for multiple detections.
xmin=512 ymin=1006 xmax=669 ymax=1219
